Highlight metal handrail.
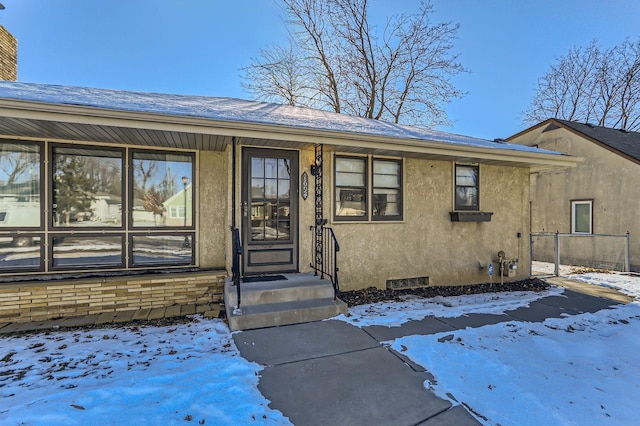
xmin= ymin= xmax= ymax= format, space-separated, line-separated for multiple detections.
xmin=310 ymin=226 xmax=340 ymax=298
xmin=231 ymin=227 xmax=242 ymax=309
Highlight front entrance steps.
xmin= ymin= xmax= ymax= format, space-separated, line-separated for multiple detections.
xmin=224 ymin=273 xmax=348 ymax=331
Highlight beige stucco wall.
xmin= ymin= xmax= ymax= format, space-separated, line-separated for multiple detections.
xmin=221 ymin=146 xmax=532 ymax=290
xmin=198 ymin=150 xmax=227 ymax=269
xmin=511 ymin=127 xmax=638 ymax=271
xmin=323 ymin=155 xmax=531 ymax=291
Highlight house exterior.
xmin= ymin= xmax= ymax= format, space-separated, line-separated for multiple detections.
xmin=0 ymin=82 xmax=578 ymax=323
xmin=508 ymin=119 xmax=639 ymax=272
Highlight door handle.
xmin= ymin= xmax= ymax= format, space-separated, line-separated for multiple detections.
xmin=242 ymin=201 xmax=248 ymax=217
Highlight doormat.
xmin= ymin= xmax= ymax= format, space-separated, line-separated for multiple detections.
xmin=242 ymin=275 xmax=288 ymax=283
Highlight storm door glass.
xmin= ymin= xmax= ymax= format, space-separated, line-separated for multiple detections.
xmin=250 ymin=157 xmax=291 ymax=241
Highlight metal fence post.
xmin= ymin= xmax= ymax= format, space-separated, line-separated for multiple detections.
xmin=529 ymin=233 xmax=534 ymax=277
xmin=554 ymin=231 xmax=560 ymax=277
xmin=625 ymin=231 xmax=630 ymax=272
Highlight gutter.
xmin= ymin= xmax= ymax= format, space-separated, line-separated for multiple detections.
xmin=0 ymin=98 xmax=581 ymax=169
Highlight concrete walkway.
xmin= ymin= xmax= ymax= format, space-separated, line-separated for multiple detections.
xmin=0 ymin=279 xmax=631 ymax=425
xmin=233 ymin=287 xmax=627 ymax=425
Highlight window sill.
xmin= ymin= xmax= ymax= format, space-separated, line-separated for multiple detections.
xmin=331 ymin=219 xmax=405 ymax=225
xmin=449 ymin=211 xmax=493 ymax=222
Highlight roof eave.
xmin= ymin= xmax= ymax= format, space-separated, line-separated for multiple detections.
xmin=0 ymin=98 xmax=579 ymax=169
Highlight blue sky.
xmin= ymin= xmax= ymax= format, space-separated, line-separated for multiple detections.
xmin=3 ymin=0 xmax=640 ymax=140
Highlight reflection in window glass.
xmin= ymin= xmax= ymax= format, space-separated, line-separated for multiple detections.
xmin=52 ymin=146 xmax=123 ymax=228
xmin=51 ymin=236 xmax=123 ymax=268
xmin=373 ymin=159 xmax=401 ymax=217
xmin=455 ymin=164 xmax=479 ymax=211
xmin=250 ymin=156 xmax=291 ymax=241
xmin=131 ymin=235 xmax=193 ymax=265
xmin=0 ymin=234 xmax=41 ymax=270
xmin=335 ymin=157 xmax=366 ymax=218
xmin=132 ymin=151 xmax=193 ymax=228
xmin=0 ymin=142 xmax=41 ymax=228
xmin=251 ymin=202 xmax=290 ymax=241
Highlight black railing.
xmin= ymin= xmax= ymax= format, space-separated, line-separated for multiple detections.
xmin=231 ymin=227 xmax=242 ymax=309
xmin=310 ymin=226 xmax=340 ymax=298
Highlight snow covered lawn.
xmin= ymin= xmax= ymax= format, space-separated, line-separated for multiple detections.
xmin=346 ymin=271 xmax=640 ymax=425
xmin=0 ymin=318 xmax=290 ymax=425
xmin=1 ymin=271 xmax=638 ymax=425
xmin=391 ymin=300 xmax=640 ymax=425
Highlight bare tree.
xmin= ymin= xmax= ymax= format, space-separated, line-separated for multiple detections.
xmin=242 ymin=45 xmax=314 ymax=106
xmin=524 ymin=38 xmax=640 ymax=130
xmin=133 ymin=160 xmax=158 ymax=193
xmin=241 ymin=0 xmax=467 ymax=127
xmin=0 ymin=152 xmax=32 ymax=185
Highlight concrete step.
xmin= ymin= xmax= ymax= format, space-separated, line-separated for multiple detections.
xmin=225 ymin=273 xmax=336 ymax=307
xmin=227 ymin=297 xmax=348 ymax=331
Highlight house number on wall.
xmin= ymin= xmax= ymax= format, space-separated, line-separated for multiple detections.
xmin=301 ymin=171 xmax=309 ymax=200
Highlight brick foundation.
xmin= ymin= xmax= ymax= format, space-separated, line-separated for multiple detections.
xmin=0 ymin=271 xmax=227 ymax=323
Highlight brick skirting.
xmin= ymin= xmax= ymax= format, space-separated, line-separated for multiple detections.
xmin=0 ymin=271 xmax=227 ymax=323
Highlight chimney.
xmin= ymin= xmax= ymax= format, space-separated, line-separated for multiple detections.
xmin=0 ymin=24 xmax=16 ymax=81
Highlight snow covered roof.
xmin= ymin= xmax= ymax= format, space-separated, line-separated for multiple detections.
xmin=0 ymin=81 xmax=555 ymax=152
xmin=0 ymin=81 xmax=581 ymax=170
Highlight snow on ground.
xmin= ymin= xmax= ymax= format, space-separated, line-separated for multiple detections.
xmin=569 ymin=273 xmax=640 ymax=299
xmin=531 ymin=260 xmax=585 ymax=276
xmin=0 ymin=319 xmax=291 ymax=426
xmin=391 ymin=302 xmax=640 ymax=425
xmin=342 ymin=272 xmax=640 ymax=425
xmin=1 ymin=272 xmax=639 ymax=425
xmin=338 ymin=287 xmax=564 ymax=328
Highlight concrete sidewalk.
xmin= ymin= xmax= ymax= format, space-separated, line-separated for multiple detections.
xmin=0 ymin=279 xmax=630 ymax=424
xmin=233 ymin=287 xmax=626 ymax=425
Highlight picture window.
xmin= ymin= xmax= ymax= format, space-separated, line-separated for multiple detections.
xmin=0 ymin=140 xmax=196 ymax=274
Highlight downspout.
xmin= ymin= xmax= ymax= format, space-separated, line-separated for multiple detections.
xmin=231 ymin=137 xmax=237 ymax=231
xmin=230 ymin=136 xmax=242 ymax=313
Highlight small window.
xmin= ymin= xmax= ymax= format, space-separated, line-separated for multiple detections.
xmin=571 ymin=200 xmax=593 ymax=234
xmin=372 ymin=159 xmax=402 ymax=220
xmin=51 ymin=235 xmax=123 ymax=269
xmin=455 ymin=164 xmax=479 ymax=211
xmin=131 ymin=234 xmax=193 ymax=266
xmin=335 ymin=156 xmax=367 ymax=219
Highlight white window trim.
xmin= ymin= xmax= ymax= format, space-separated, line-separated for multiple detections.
xmin=571 ymin=199 xmax=593 ymax=234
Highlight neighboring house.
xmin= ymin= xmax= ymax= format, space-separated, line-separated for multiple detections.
xmin=0 ymin=82 xmax=578 ymax=323
xmin=163 ymin=183 xmax=192 ymax=227
xmin=91 ymin=193 xmax=122 ymax=225
xmin=508 ymin=119 xmax=639 ymax=272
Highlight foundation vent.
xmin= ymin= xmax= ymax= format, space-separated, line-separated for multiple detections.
xmin=386 ymin=276 xmax=429 ymax=290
